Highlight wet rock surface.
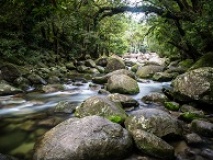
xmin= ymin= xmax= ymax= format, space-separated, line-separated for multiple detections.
xmin=106 ymin=74 xmax=139 ymax=94
xmin=125 ymin=108 xmax=182 ymax=138
xmin=172 ymin=67 xmax=213 ymax=104
xmin=33 ymin=116 xmax=133 ymax=160
xmin=75 ymin=96 xmax=127 ymax=123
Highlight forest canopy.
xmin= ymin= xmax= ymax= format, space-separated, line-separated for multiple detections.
xmin=1 ymin=0 xmax=213 ymax=63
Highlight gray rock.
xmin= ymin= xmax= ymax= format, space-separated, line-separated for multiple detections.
xmin=125 ymin=108 xmax=182 ymax=138
xmin=92 ymin=69 xmax=135 ymax=84
xmin=54 ymin=101 xmax=77 ymax=114
xmin=33 ymin=116 xmax=133 ymax=160
xmin=153 ymin=72 xmax=178 ymax=82
xmin=27 ymin=73 xmax=46 ymax=85
xmin=75 ymin=96 xmax=127 ymax=123
xmin=96 ymin=57 xmax=108 ymax=67
xmin=95 ymin=65 xmax=105 ymax=73
xmin=0 ymin=64 xmax=21 ymax=82
xmin=105 ymin=57 xmax=125 ymax=72
xmin=184 ymin=133 xmax=203 ymax=145
xmin=136 ymin=65 xmax=164 ymax=79
xmin=42 ymin=84 xmax=65 ymax=93
xmin=0 ymin=81 xmax=23 ymax=96
xmin=0 ymin=153 xmax=18 ymax=160
xmin=13 ymin=76 xmax=31 ymax=91
xmin=200 ymin=149 xmax=213 ymax=160
xmin=191 ymin=119 xmax=213 ymax=137
xmin=130 ymin=129 xmax=174 ymax=159
xmin=108 ymin=93 xmax=139 ymax=109
xmin=106 ymin=74 xmax=139 ymax=94
xmin=77 ymin=65 xmax=90 ymax=73
xmin=85 ymin=59 xmax=96 ymax=68
xmin=172 ymin=67 xmax=213 ymax=104
xmin=142 ymin=92 xmax=168 ymax=104
xmin=180 ymin=104 xmax=201 ymax=113
xmin=66 ymin=62 xmax=76 ymax=70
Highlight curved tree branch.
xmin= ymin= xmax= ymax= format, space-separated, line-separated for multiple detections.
xmin=94 ymin=5 xmax=195 ymax=29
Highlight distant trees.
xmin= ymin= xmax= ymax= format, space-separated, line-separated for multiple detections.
xmin=1 ymin=0 xmax=212 ymax=62
xmin=95 ymin=0 xmax=213 ymax=60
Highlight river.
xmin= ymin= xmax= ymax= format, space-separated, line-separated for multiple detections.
xmin=0 ymin=80 xmax=170 ymax=159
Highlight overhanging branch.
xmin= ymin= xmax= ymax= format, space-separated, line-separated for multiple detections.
xmin=94 ymin=5 xmax=195 ymax=29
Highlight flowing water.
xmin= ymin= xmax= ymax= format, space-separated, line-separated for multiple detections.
xmin=0 ymin=80 xmax=171 ymax=159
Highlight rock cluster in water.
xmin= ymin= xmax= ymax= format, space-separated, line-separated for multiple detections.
xmin=1 ymin=53 xmax=213 ymax=160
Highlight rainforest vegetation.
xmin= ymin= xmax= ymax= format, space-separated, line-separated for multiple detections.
xmin=1 ymin=0 xmax=213 ymax=63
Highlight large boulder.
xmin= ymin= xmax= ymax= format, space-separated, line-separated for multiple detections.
xmin=75 ymin=96 xmax=127 ymax=123
xmin=171 ymin=67 xmax=213 ymax=104
xmin=33 ymin=116 xmax=133 ymax=160
xmin=106 ymin=74 xmax=139 ymax=95
xmin=0 ymin=64 xmax=21 ymax=82
xmin=92 ymin=69 xmax=135 ymax=84
xmin=105 ymin=57 xmax=125 ymax=72
xmin=136 ymin=65 xmax=164 ymax=79
xmin=125 ymin=108 xmax=182 ymax=138
xmin=0 ymin=81 xmax=23 ymax=96
xmin=130 ymin=129 xmax=174 ymax=159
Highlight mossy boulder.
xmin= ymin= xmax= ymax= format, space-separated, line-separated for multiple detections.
xmin=33 ymin=116 xmax=133 ymax=160
xmin=27 ymin=73 xmax=47 ymax=85
xmin=0 ymin=81 xmax=23 ymax=96
xmin=125 ymin=108 xmax=182 ymax=138
xmin=131 ymin=64 xmax=140 ymax=73
xmin=75 ymin=96 xmax=127 ymax=123
xmin=171 ymin=67 xmax=213 ymax=104
xmin=190 ymin=52 xmax=213 ymax=70
xmin=105 ymin=57 xmax=125 ymax=72
xmin=65 ymin=62 xmax=76 ymax=70
xmin=85 ymin=59 xmax=96 ymax=68
xmin=164 ymin=101 xmax=180 ymax=111
xmin=178 ymin=59 xmax=194 ymax=69
xmin=106 ymin=74 xmax=139 ymax=95
xmin=92 ymin=69 xmax=135 ymax=84
xmin=136 ymin=65 xmax=164 ymax=79
xmin=13 ymin=77 xmax=31 ymax=91
xmin=178 ymin=111 xmax=204 ymax=122
xmin=0 ymin=64 xmax=21 ymax=82
xmin=96 ymin=57 xmax=108 ymax=67
xmin=130 ymin=129 xmax=174 ymax=159
xmin=153 ymin=72 xmax=178 ymax=82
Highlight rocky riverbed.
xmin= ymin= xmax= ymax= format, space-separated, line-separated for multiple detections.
xmin=1 ymin=53 xmax=213 ymax=160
